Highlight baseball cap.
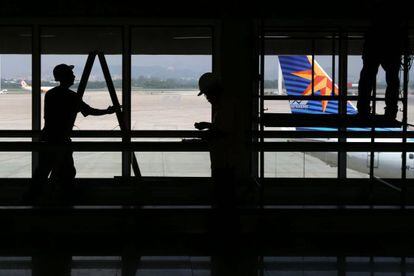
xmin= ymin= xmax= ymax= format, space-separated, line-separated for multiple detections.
xmin=53 ymin=64 xmax=75 ymax=81
xmin=197 ymin=72 xmax=219 ymax=96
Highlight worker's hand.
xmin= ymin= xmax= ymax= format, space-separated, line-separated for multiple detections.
xmin=194 ymin=121 xmax=211 ymax=130
xmin=106 ymin=105 xmax=121 ymax=114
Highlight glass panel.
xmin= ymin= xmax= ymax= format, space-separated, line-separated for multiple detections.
xmin=130 ymin=27 xmax=212 ymax=177
xmin=263 ymin=256 xmax=337 ymax=275
xmin=40 ymin=27 xmax=123 ymax=178
xmin=72 ymin=256 xmax=121 ymax=276
xmin=136 ymin=256 xmax=210 ymax=276
xmin=0 ymin=27 xmax=32 ymax=130
xmin=131 ymin=27 xmax=212 ymax=130
xmin=374 ymin=151 xmax=402 ymax=179
xmin=347 ymin=152 xmax=370 ymax=178
xmin=0 ymin=139 xmax=31 ymax=178
xmin=264 ymin=151 xmax=337 ymax=178
xmin=73 ymin=152 xmax=122 ymax=178
xmin=40 ymin=54 xmax=122 ymax=131
xmin=0 ymin=256 xmax=31 ymax=276
xmin=136 ymin=152 xmax=210 ymax=177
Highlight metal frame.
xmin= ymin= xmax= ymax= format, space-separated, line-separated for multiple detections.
xmin=338 ymin=30 xmax=348 ymax=179
xmin=1 ymin=21 xmax=413 ymax=208
xmin=31 ymin=25 xmax=41 ymax=175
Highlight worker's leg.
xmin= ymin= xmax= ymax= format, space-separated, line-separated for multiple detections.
xmin=24 ymin=148 xmax=54 ymax=202
xmin=382 ymin=56 xmax=401 ymax=120
xmin=51 ymin=147 xmax=76 ymax=202
xmin=357 ymin=56 xmax=380 ymax=116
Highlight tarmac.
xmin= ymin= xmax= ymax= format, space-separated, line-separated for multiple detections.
xmin=0 ymin=89 xmax=413 ymax=178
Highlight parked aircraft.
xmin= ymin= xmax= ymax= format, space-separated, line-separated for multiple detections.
xmin=278 ymin=55 xmax=414 ymax=178
xmin=21 ymin=80 xmax=54 ymax=92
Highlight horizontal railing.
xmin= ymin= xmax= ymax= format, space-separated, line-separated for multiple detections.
xmin=261 ymin=95 xmax=407 ymax=101
xmin=0 ymin=130 xmax=204 ymax=138
xmin=0 ymin=130 xmax=413 ymax=139
xmin=0 ymin=141 xmax=413 ymax=152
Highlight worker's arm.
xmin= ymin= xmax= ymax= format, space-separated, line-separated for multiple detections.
xmin=194 ymin=121 xmax=212 ymax=130
xmin=80 ymin=101 xmax=119 ymax=117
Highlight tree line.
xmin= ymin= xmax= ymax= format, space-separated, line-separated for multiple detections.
xmin=2 ymin=78 xmax=414 ymax=90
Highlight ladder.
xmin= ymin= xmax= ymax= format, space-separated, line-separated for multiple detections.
xmin=76 ymin=51 xmax=141 ymax=177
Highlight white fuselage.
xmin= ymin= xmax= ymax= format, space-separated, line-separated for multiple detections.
xmin=306 ymin=138 xmax=414 ymax=178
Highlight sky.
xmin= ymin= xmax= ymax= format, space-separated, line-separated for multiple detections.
xmin=0 ymin=54 xmax=385 ymax=83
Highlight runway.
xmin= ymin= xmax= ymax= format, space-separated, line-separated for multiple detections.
xmin=0 ymin=89 xmax=413 ymax=178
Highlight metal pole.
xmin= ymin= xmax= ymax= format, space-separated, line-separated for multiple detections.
xmin=77 ymin=53 xmax=96 ymax=98
xmin=369 ymin=54 xmax=377 ymax=206
xmin=259 ymin=19 xmax=265 ymax=207
xmin=98 ymin=52 xmax=141 ymax=177
xmin=122 ymin=25 xmax=132 ymax=178
xmin=31 ymin=25 xmax=41 ymax=175
xmin=338 ymin=30 xmax=348 ymax=179
xmin=311 ymin=38 xmax=315 ymax=96
xmin=401 ymin=50 xmax=409 ymax=207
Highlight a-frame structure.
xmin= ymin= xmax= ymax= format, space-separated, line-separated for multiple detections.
xmin=76 ymin=51 xmax=141 ymax=177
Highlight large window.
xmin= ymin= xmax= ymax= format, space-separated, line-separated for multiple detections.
xmin=131 ymin=27 xmax=213 ymax=177
xmin=259 ymin=28 xmax=413 ymax=182
xmin=40 ymin=27 xmax=123 ymax=178
xmin=0 ymin=27 xmax=32 ymax=178
xmin=260 ymin=31 xmax=340 ymax=178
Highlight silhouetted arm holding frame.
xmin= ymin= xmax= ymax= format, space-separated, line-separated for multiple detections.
xmin=79 ymin=101 xmax=120 ymax=116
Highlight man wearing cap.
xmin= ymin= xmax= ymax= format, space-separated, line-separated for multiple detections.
xmin=195 ymin=72 xmax=236 ymax=210
xmin=25 ymin=64 xmax=117 ymax=203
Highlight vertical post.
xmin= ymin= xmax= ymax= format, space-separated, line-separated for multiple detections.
xmin=98 ymin=52 xmax=141 ymax=177
xmin=122 ymin=25 xmax=132 ymax=178
xmin=311 ymin=38 xmax=315 ymax=97
xmin=77 ymin=53 xmax=96 ymax=98
xmin=337 ymin=256 xmax=346 ymax=276
xmin=259 ymin=19 xmax=265 ymax=207
xmin=32 ymin=25 xmax=41 ymax=175
xmin=401 ymin=51 xmax=409 ymax=207
xmin=338 ymin=30 xmax=348 ymax=179
xmin=369 ymin=46 xmax=377 ymax=196
xmin=258 ymin=256 xmax=264 ymax=276
xmin=370 ymin=28 xmax=378 ymax=187
xmin=401 ymin=257 xmax=406 ymax=276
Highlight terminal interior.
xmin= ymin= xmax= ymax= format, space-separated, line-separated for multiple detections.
xmin=0 ymin=0 xmax=413 ymax=275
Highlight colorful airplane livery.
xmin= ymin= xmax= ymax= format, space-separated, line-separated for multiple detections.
xmin=278 ymin=55 xmax=414 ymax=178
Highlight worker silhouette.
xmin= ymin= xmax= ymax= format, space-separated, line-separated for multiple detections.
xmin=195 ymin=73 xmax=243 ymax=275
xmin=25 ymin=64 xmax=117 ymax=204
xmin=194 ymin=72 xmax=236 ymax=210
xmin=357 ymin=1 xmax=408 ymax=120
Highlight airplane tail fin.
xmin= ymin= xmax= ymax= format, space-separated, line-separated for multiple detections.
xmin=278 ymin=55 xmax=357 ymax=115
xmin=20 ymin=80 xmax=30 ymax=89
